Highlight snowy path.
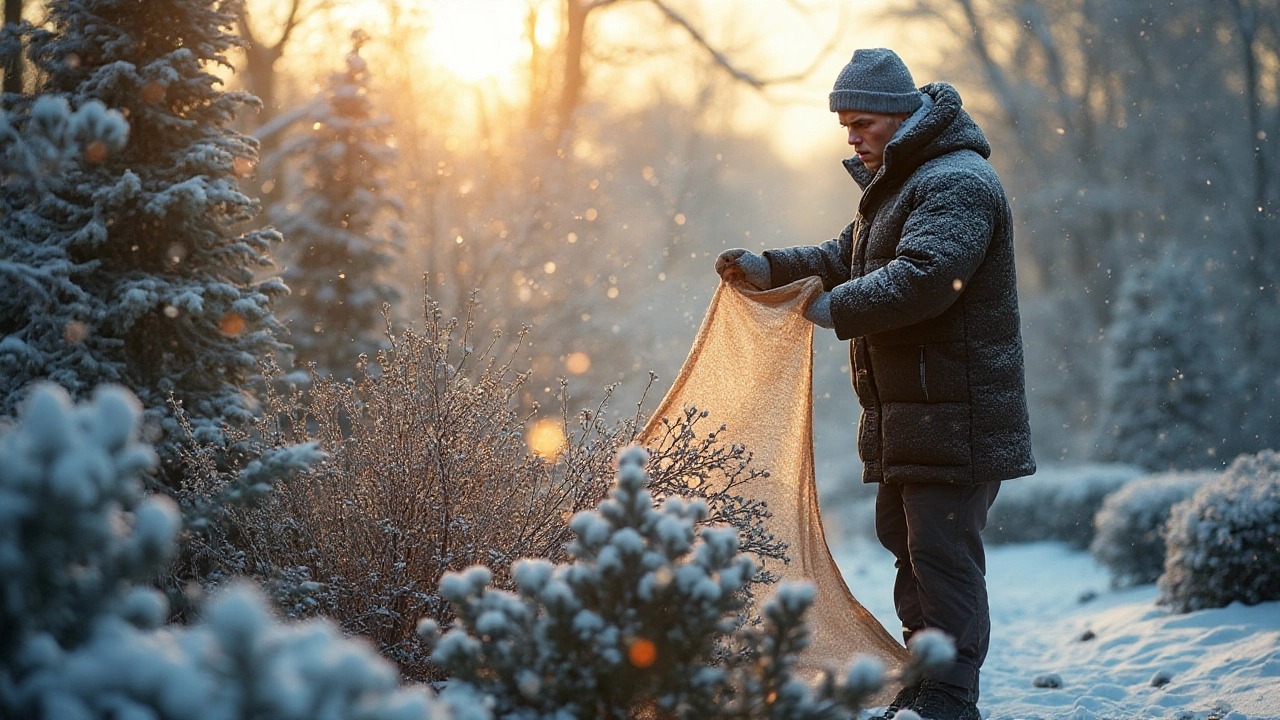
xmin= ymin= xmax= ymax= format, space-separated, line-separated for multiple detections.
xmin=832 ymin=540 xmax=1280 ymax=720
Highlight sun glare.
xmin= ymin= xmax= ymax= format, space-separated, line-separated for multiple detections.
xmin=425 ymin=0 xmax=528 ymax=83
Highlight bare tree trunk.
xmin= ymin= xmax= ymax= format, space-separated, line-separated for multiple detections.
xmin=1227 ymin=0 xmax=1273 ymax=359
xmin=3 ymin=0 xmax=21 ymax=95
xmin=237 ymin=0 xmax=308 ymax=213
xmin=557 ymin=0 xmax=589 ymax=143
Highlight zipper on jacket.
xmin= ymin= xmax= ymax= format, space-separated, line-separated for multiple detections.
xmin=918 ymin=345 xmax=929 ymax=402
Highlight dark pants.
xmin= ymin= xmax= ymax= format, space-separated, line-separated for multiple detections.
xmin=875 ymin=480 xmax=1001 ymax=702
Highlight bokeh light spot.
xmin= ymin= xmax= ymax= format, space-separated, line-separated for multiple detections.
xmin=526 ymin=419 xmax=566 ymax=460
xmin=83 ymin=141 xmax=109 ymax=164
xmin=142 ymin=81 xmax=166 ymax=105
xmin=63 ymin=320 xmax=88 ymax=344
xmin=628 ymin=638 xmax=657 ymax=668
xmin=219 ymin=312 xmax=246 ymax=336
xmin=565 ymin=352 xmax=591 ymax=375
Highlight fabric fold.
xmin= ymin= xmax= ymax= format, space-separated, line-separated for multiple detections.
xmin=641 ymin=277 xmax=907 ymax=698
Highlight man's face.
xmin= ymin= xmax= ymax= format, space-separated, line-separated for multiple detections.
xmin=838 ymin=110 xmax=908 ymax=173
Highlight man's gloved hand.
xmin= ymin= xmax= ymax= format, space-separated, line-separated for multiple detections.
xmin=715 ymin=248 xmax=771 ymax=290
xmin=804 ymin=292 xmax=835 ymax=329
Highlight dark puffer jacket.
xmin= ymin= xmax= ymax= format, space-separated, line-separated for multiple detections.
xmin=765 ymin=82 xmax=1035 ymax=486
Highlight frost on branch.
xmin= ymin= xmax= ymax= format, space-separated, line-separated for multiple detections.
xmin=427 ymin=446 xmax=892 ymax=720
xmin=0 ymin=384 xmax=446 ymax=720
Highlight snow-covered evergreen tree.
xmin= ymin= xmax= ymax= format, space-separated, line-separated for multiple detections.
xmin=0 ymin=384 xmax=447 ymax=720
xmin=1092 ymin=251 xmax=1237 ymax=470
xmin=273 ymin=33 xmax=401 ymax=377
xmin=426 ymin=446 xmax=952 ymax=720
xmin=0 ymin=0 xmax=288 ymax=478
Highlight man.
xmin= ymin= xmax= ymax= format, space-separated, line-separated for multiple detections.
xmin=715 ymin=48 xmax=1035 ymax=720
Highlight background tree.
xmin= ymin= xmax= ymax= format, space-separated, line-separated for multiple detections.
xmin=0 ymin=0 xmax=288 ymax=482
xmin=1093 ymin=251 xmax=1240 ymax=470
xmin=272 ymin=32 xmax=401 ymax=377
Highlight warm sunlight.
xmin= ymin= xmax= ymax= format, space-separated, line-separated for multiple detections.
xmin=424 ymin=0 xmax=528 ymax=83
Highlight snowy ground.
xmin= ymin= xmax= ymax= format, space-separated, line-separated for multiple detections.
xmin=832 ymin=539 xmax=1280 ymax=720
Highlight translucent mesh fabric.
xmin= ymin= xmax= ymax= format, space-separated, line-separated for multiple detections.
xmin=642 ymin=277 xmax=907 ymax=697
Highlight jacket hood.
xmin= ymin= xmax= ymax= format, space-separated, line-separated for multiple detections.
xmin=843 ymin=83 xmax=991 ymax=198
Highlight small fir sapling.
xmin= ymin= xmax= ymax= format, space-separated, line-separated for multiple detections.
xmin=0 ymin=384 xmax=446 ymax=720
xmin=1159 ymin=450 xmax=1280 ymax=612
xmin=424 ymin=446 xmax=954 ymax=720
xmin=2 ymin=0 xmax=291 ymax=482
xmin=272 ymin=32 xmax=402 ymax=377
xmin=0 ymin=384 xmax=171 ymax=657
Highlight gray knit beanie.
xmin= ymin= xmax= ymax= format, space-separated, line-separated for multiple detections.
xmin=829 ymin=48 xmax=922 ymax=114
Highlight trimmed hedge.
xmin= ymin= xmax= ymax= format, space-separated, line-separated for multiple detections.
xmin=986 ymin=464 xmax=1145 ymax=548
xmin=1090 ymin=471 xmax=1213 ymax=587
xmin=1159 ymin=451 xmax=1280 ymax=612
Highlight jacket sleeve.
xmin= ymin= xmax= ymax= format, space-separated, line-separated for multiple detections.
xmin=828 ymin=171 xmax=998 ymax=341
xmin=762 ymin=221 xmax=854 ymax=290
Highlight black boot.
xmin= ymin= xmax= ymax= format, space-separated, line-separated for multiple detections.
xmin=870 ymin=681 xmax=922 ymax=720
xmin=908 ymin=679 xmax=981 ymax=720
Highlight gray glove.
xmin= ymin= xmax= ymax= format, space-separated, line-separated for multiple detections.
xmin=714 ymin=248 xmax=771 ymax=290
xmin=804 ymin=292 xmax=834 ymax=329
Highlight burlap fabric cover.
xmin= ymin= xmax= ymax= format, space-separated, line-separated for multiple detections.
xmin=642 ymin=276 xmax=907 ymax=698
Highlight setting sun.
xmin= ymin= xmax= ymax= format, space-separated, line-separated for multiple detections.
xmin=425 ymin=0 xmax=528 ymax=83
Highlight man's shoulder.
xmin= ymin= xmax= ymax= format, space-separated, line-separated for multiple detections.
xmin=908 ymin=150 xmax=1006 ymax=202
xmin=912 ymin=148 xmax=999 ymax=182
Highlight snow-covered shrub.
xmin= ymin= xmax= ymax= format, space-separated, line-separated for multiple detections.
xmin=1159 ymin=451 xmax=1280 ymax=612
xmin=426 ymin=446 xmax=949 ymax=719
xmin=187 ymin=296 xmax=783 ymax=681
xmin=986 ymin=463 xmax=1145 ymax=547
xmin=0 ymin=384 xmax=445 ymax=719
xmin=1090 ymin=470 xmax=1213 ymax=587
xmin=273 ymin=33 xmax=402 ymax=377
xmin=2 ymin=0 xmax=290 ymax=482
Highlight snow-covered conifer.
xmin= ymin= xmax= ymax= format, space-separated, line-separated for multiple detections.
xmin=0 ymin=384 xmax=168 ymax=656
xmin=273 ymin=33 xmax=401 ymax=377
xmin=1093 ymin=252 xmax=1238 ymax=470
xmin=1 ymin=0 xmax=289 ymax=477
xmin=426 ymin=446 xmax=940 ymax=720
xmin=0 ymin=384 xmax=446 ymax=720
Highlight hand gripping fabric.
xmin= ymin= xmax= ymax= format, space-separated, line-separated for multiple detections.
xmin=641 ymin=276 xmax=907 ymax=699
